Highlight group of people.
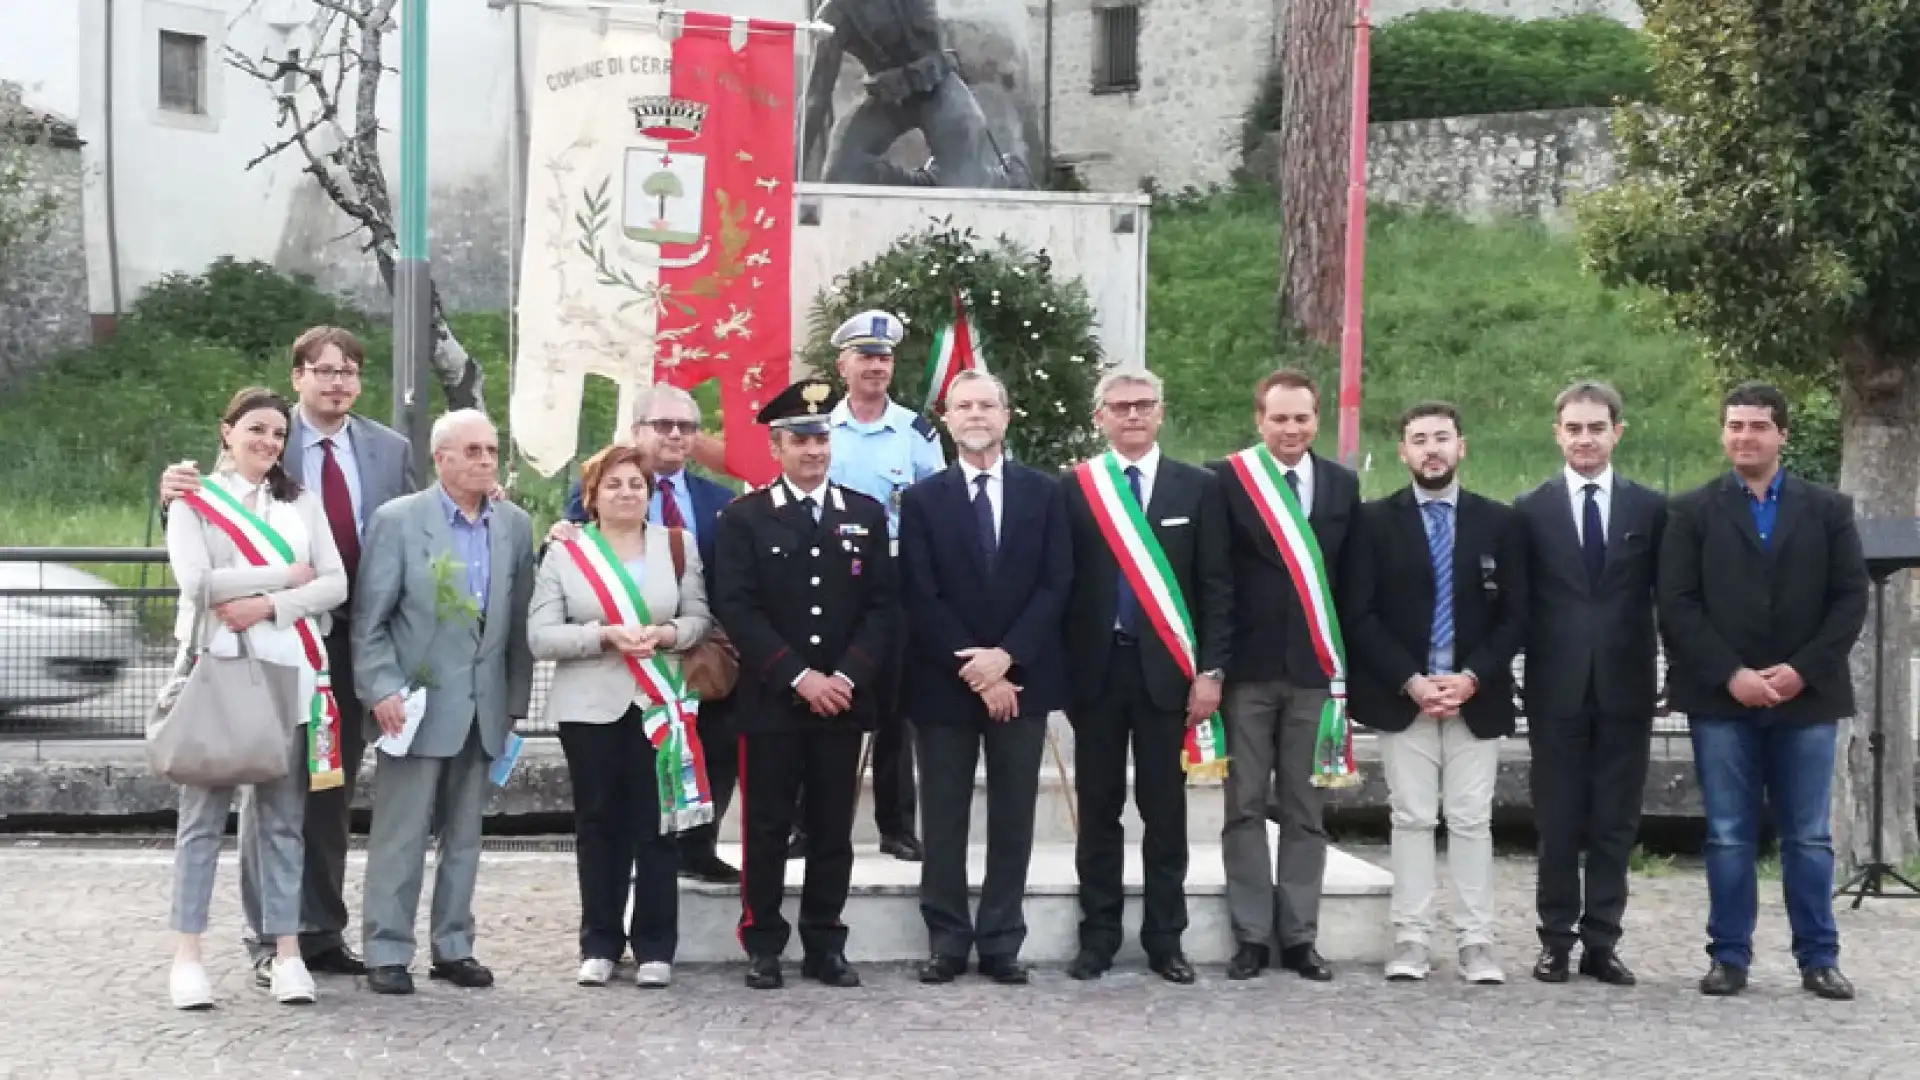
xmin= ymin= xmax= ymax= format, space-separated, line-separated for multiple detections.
xmin=154 ymin=310 xmax=1869 ymax=1010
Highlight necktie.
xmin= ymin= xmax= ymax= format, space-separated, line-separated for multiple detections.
xmin=800 ymin=495 xmax=819 ymax=523
xmin=1115 ymin=465 xmax=1144 ymax=636
xmin=657 ymin=476 xmax=686 ymax=528
xmin=1424 ymin=501 xmax=1454 ymax=669
xmin=318 ymin=438 xmax=360 ymax=584
xmin=1284 ymin=468 xmax=1301 ymax=504
xmin=1582 ymin=482 xmax=1606 ymax=586
xmin=973 ymin=473 xmax=997 ymax=565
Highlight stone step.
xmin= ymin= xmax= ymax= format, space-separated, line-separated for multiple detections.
xmin=673 ymin=825 xmax=1393 ymax=965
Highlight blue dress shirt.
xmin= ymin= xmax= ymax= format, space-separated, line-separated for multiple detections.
xmin=437 ymin=485 xmax=492 ymax=613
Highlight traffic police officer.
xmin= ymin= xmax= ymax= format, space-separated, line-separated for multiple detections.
xmin=710 ymin=378 xmax=898 ymax=991
xmin=819 ymin=309 xmax=946 ymax=862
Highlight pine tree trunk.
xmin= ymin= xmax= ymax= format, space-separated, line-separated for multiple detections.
xmin=1833 ymin=337 xmax=1920 ymax=876
xmin=1275 ymin=0 xmax=1353 ymax=345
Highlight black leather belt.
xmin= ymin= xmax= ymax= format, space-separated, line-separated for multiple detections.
xmin=1113 ymin=630 xmax=1140 ymax=646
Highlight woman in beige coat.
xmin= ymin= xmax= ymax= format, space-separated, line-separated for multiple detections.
xmin=163 ymin=387 xmax=348 ymax=1010
xmin=529 ymin=443 xmax=712 ymax=989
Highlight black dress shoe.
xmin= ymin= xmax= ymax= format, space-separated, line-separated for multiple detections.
xmin=1699 ymin=961 xmax=1748 ymax=996
xmin=919 ymin=954 xmax=967 ymax=984
xmin=879 ymin=834 xmax=924 ymax=862
xmin=366 ymin=965 xmax=415 ymax=995
xmin=1579 ymin=948 xmax=1637 ymax=986
xmin=1801 ymin=966 xmax=1855 ymax=1001
xmin=801 ymin=952 xmax=862 ymax=987
xmin=1279 ymin=944 xmax=1334 ymax=982
xmin=679 ymin=850 xmax=742 ymax=884
xmin=1066 ymin=949 xmax=1111 ymax=981
xmin=305 ymin=946 xmax=368 ymax=976
xmin=1227 ymin=943 xmax=1269 ymax=981
xmin=745 ymin=954 xmax=784 ymax=990
xmin=429 ymin=957 xmax=495 ymax=988
xmin=1532 ymin=946 xmax=1571 ymax=983
xmin=977 ymin=955 xmax=1031 ymax=985
xmin=1149 ymin=952 xmax=1197 ymax=985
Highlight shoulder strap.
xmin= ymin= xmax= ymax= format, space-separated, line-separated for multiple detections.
xmin=668 ymin=526 xmax=686 ymax=581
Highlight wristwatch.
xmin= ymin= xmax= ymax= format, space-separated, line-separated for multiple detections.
xmin=1199 ymin=668 xmax=1225 ymax=682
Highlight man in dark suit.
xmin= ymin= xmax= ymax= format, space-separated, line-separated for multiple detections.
xmin=1062 ymin=369 xmax=1234 ymax=984
xmin=1207 ymin=369 xmax=1362 ymax=982
xmin=558 ymin=385 xmax=741 ymax=883
xmin=159 ymin=325 xmax=417 ymax=982
xmin=1346 ymin=401 xmax=1525 ymax=985
xmin=1659 ymin=381 xmax=1867 ymax=1001
xmin=709 ymin=379 xmax=898 ymax=991
xmin=899 ymin=370 xmax=1072 ymax=987
xmin=1514 ymin=380 xmax=1666 ymax=987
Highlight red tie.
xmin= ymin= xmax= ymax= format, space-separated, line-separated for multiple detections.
xmin=657 ymin=476 xmax=686 ymax=528
xmin=319 ymin=438 xmax=360 ymax=583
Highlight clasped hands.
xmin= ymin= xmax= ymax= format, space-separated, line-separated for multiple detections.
xmin=600 ymin=622 xmax=677 ymax=659
xmin=956 ymin=647 xmax=1022 ymax=722
xmin=208 ymin=562 xmax=313 ymax=633
xmin=1728 ymin=664 xmax=1804 ymax=708
xmin=1406 ymin=672 xmax=1479 ymax=718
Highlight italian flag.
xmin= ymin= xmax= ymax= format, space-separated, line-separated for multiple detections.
xmin=924 ymin=290 xmax=987 ymax=413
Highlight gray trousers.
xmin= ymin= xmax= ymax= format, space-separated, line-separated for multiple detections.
xmin=171 ymin=725 xmax=308 ymax=937
xmin=1221 ymin=679 xmax=1329 ymax=952
xmin=361 ymin=724 xmax=490 ymax=970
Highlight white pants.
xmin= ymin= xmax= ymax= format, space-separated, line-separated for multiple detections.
xmin=1380 ymin=714 xmax=1500 ymax=949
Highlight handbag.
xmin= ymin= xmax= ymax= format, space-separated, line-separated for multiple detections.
xmin=667 ymin=527 xmax=739 ymax=700
xmin=145 ymin=576 xmax=304 ymax=788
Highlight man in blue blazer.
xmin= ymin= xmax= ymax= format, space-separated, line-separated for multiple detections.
xmin=561 ymin=385 xmax=740 ymax=882
xmin=898 ymin=370 xmax=1072 ymax=986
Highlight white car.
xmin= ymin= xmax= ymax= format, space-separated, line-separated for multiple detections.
xmin=0 ymin=562 xmax=143 ymax=713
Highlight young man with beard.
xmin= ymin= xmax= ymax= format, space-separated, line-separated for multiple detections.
xmin=1345 ymin=401 xmax=1526 ymax=985
xmin=898 ymin=370 xmax=1072 ymax=986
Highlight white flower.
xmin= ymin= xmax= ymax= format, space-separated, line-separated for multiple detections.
xmin=1070 ymin=354 xmax=1086 ymax=364
xmin=1054 ymin=401 xmax=1066 ymax=413
xmin=1022 ymin=320 xmax=1031 ymax=327
xmin=930 ymin=265 xmax=941 ymax=275
xmin=1030 ymin=333 xmax=1039 ymax=340
xmin=1037 ymin=370 xmax=1050 ymax=381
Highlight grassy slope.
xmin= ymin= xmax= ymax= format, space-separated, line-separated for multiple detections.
xmin=0 ymin=190 xmax=1722 ymax=550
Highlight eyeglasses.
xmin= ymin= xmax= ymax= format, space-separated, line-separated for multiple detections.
xmin=1102 ymin=399 xmax=1160 ymax=417
xmin=303 ymin=365 xmax=361 ymax=383
xmin=646 ymin=419 xmax=699 ymax=436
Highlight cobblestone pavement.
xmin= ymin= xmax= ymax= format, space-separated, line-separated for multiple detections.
xmin=1 ymin=843 xmax=1917 ymax=1079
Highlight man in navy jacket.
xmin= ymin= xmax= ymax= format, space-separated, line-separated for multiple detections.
xmin=899 ymin=370 xmax=1072 ymax=986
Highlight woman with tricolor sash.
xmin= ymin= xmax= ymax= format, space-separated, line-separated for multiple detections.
xmin=163 ymin=388 xmax=348 ymax=1010
xmin=528 ymin=443 xmax=714 ymax=990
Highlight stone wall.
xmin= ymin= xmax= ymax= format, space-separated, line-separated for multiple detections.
xmin=0 ymin=92 xmax=86 ymax=383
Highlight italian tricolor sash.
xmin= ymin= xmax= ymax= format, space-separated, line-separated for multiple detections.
xmin=559 ymin=525 xmax=713 ymax=834
xmin=1225 ymin=447 xmax=1359 ymax=788
xmin=1073 ymin=452 xmax=1229 ymax=779
xmin=180 ymin=483 xmax=344 ymax=792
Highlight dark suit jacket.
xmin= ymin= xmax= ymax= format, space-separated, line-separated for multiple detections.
xmin=565 ymin=470 xmax=732 ymax=570
xmin=1657 ymin=471 xmax=1868 ymax=724
xmin=1206 ymin=450 xmax=1362 ymax=687
xmin=710 ymin=480 xmax=897 ymax=733
xmin=1515 ymin=473 xmax=1667 ymax=721
xmin=1345 ymin=486 xmax=1527 ymax=739
xmin=1062 ymin=453 xmax=1234 ymax=715
xmin=899 ymin=461 xmax=1073 ymax=724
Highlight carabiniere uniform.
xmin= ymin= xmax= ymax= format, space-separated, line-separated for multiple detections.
xmin=709 ymin=379 xmax=899 ymax=985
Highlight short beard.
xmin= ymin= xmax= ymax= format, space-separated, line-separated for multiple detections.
xmin=1412 ymin=465 xmax=1457 ymax=492
xmin=956 ymin=432 xmax=1001 ymax=455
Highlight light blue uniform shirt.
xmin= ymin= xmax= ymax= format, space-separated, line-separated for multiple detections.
xmin=828 ymin=396 xmax=946 ymax=547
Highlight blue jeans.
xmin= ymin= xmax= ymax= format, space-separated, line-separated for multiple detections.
xmin=1690 ymin=714 xmax=1840 ymax=970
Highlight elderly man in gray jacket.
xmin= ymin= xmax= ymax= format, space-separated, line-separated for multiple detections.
xmin=352 ymin=409 xmax=536 ymax=995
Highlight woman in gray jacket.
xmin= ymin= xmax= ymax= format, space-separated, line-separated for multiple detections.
xmin=530 ymin=443 xmax=712 ymax=989
xmin=163 ymin=387 xmax=348 ymax=1010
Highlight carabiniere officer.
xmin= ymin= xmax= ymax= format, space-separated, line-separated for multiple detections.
xmin=815 ymin=309 xmax=946 ymax=862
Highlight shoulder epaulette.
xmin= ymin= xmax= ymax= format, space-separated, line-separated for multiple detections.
xmin=911 ymin=414 xmax=937 ymax=440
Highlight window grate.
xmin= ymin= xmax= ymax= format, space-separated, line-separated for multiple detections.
xmin=1092 ymin=5 xmax=1140 ymax=94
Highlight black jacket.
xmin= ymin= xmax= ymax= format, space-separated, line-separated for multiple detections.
xmin=1514 ymin=473 xmax=1667 ymax=721
xmin=1657 ymin=471 xmax=1868 ymax=724
xmin=1205 ymin=450 xmax=1362 ymax=687
xmin=899 ymin=461 xmax=1073 ymax=724
xmin=1061 ymin=453 xmax=1234 ymax=715
xmin=710 ymin=479 xmax=897 ymax=733
xmin=1345 ymin=486 xmax=1527 ymax=739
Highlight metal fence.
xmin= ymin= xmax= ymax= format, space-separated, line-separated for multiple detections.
xmin=0 ymin=546 xmax=1701 ymax=753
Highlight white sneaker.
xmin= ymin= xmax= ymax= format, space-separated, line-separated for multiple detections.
xmin=170 ymin=962 xmax=214 ymax=1010
xmin=270 ymin=958 xmax=317 ymax=1004
xmin=636 ymin=961 xmax=671 ymax=989
xmin=1459 ymin=945 xmax=1505 ymax=985
xmin=577 ymin=958 xmax=615 ymax=986
xmin=1384 ymin=942 xmax=1430 ymax=982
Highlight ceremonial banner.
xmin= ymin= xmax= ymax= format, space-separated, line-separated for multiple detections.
xmin=924 ymin=289 xmax=986 ymax=413
xmin=512 ymin=9 xmax=797 ymax=486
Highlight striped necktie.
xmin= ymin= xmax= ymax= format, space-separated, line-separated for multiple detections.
xmin=1424 ymin=500 xmax=1455 ymax=671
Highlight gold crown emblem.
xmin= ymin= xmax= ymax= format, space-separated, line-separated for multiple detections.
xmin=629 ymin=96 xmax=708 ymax=139
xmin=801 ymin=383 xmax=831 ymax=413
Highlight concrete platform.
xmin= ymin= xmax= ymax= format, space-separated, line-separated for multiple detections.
xmin=674 ymin=825 xmax=1394 ymax=965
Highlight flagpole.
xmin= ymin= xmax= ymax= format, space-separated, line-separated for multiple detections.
xmin=394 ymin=0 xmax=432 ymax=480
xmin=1335 ymin=0 xmax=1372 ymax=468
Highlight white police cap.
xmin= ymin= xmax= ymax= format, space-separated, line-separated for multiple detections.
xmin=832 ymin=310 xmax=905 ymax=355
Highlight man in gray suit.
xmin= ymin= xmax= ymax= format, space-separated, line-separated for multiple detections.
xmin=158 ymin=325 xmax=417 ymax=981
xmin=351 ymin=409 xmax=535 ymax=995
